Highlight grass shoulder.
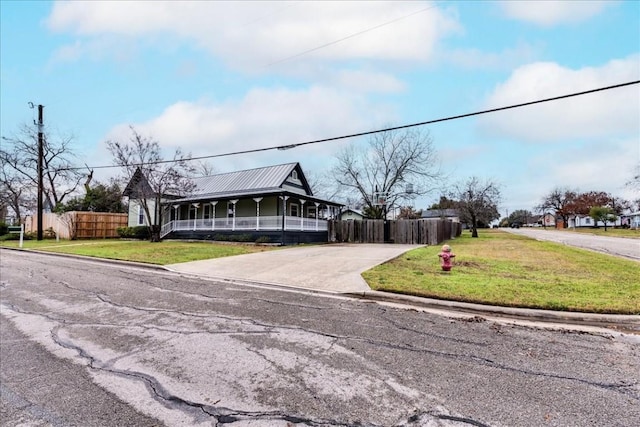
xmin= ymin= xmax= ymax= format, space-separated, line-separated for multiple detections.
xmin=1 ymin=239 xmax=276 ymax=264
xmin=363 ymin=229 xmax=640 ymax=314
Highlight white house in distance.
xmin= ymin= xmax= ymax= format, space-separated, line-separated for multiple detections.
xmin=567 ymin=214 xmax=622 ymax=228
xmin=124 ymin=162 xmax=342 ymax=244
xmin=339 ymin=208 xmax=364 ymax=221
xmin=622 ymin=211 xmax=640 ymax=229
xmin=421 ymin=209 xmax=460 ymax=222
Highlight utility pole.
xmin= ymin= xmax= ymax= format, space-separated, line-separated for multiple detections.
xmin=35 ymin=104 xmax=44 ymax=241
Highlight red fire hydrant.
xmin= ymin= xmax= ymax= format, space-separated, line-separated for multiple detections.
xmin=438 ymin=244 xmax=455 ymax=272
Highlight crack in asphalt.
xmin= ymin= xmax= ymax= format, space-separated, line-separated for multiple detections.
xmin=3 ymin=293 xmax=497 ymax=426
xmin=378 ymin=309 xmax=489 ymax=347
xmin=426 ymin=412 xmax=492 ymax=427
xmin=42 ymin=324 xmax=392 ymax=427
xmin=12 ymin=271 xmax=640 ymax=404
xmin=8 ymin=285 xmax=639 ymax=405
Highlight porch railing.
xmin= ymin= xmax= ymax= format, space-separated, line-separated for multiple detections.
xmin=160 ymin=215 xmax=328 ymax=237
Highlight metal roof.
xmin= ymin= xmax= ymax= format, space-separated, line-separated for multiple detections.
xmin=166 ymin=162 xmax=342 ymax=206
xmin=422 ymin=209 xmax=460 ymax=218
xmin=189 ymin=162 xmax=298 ymax=197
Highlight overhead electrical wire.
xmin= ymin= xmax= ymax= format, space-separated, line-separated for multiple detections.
xmin=266 ymin=4 xmax=438 ymax=67
xmin=67 ymin=79 xmax=640 ymax=172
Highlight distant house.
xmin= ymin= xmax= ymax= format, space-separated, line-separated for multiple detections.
xmin=340 ymin=208 xmax=364 ymax=221
xmin=524 ymin=214 xmax=555 ymax=227
xmin=541 ymin=213 xmax=556 ymax=228
xmin=124 ymin=162 xmax=342 ymax=244
xmin=421 ymin=209 xmax=460 ymax=222
xmin=621 ymin=211 xmax=640 ymax=229
xmin=568 ymin=214 xmax=620 ymax=228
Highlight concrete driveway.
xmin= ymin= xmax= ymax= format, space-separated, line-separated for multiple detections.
xmin=166 ymin=243 xmax=422 ymax=292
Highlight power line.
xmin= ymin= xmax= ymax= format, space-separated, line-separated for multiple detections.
xmin=70 ymin=79 xmax=640 ymax=171
xmin=266 ymin=4 xmax=438 ymax=67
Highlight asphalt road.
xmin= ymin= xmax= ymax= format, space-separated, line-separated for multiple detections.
xmin=1 ymin=250 xmax=639 ymax=426
xmin=502 ymin=228 xmax=640 ymax=261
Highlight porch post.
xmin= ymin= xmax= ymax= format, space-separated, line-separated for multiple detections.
xmin=280 ymin=195 xmax=289 ymax=245
xmin=230 ymin=199 xmax=238 ymax=231
xmin=211 ymin=201 xmax=218 ymax=231
xmin=253 ymin=197 xmax=263 ymax=230
xmin=315 ymin=202 xmax=320 ymax=231
xmin=171 ymin=204 xmax=180 ymax=232
xmin=299 ymin=199 xmax=306 ymax=231
xmin=281 ymin=196 xmax=289 ymax=230
xmin=192 ymin=203 xmax=200 ymax=231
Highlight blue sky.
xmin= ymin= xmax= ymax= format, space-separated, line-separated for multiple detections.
xmin=1 ymin=1 xmax=639 ymax=215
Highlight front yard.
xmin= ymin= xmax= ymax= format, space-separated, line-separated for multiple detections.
xmin=363 ymin=230 xmax=640 ymax=314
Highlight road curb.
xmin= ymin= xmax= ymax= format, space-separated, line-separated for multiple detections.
xmin=344 ymin=290 xmax=640 ymax=333
xmin=0 ymin=246 xmax=169 ymax=272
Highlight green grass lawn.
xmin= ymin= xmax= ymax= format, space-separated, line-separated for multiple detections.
xmin=0 ymin=239 xmax=276 ymax=265
xmin=363 ymin=230 xmax=640 ymax=314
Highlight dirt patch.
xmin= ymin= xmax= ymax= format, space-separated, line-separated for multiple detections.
xmin=455 ymin=261 xmax=482 ymax=268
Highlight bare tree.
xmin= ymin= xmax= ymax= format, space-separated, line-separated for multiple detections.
xmin=106 ymin=126 xmax=195 ymax=242
xmin=0 ymin=166 xmax=35 ymax=223
xmin=397 ymin=206 xmax=423 ymax=219
xmin=194 ymin=160 xmax=218 ymax=177
xmin=536 ymin=187 xmax=577 ymax=228
xmin=332 ymin=128 xmax=440 ymax=219
xmin=450 ymin=177 xmax=501 ymax=237
xmin=626 ymin=164 xmax=640 ymax=210
xmin=0 ymin=124 xmax=84 ymax=217
xmin=626 ymin=164 xmax=640 ymax=192
xmin=57 ymin=211 xmax=79 ymax=240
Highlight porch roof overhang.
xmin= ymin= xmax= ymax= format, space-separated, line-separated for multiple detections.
xmin=163 ymin=189 xmax=343 ymax=208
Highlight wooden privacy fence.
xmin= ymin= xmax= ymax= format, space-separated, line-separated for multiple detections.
xmin=24 ymin=212 xmax=128 ymax=239
xmin=328 ymin=219 xmax=462 ymax=245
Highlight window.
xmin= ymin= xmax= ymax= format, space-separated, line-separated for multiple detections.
xmin=291 ymin=170 xmax=298 ymax=180
xmin=189 ymin=206 xmax=197 ymax=220
xmin=585 ymin=217 xmax=591 ymax=225
xmin=227 ymin=202 xmax=235 ymax=218
xmin=138 ymin=206 xmax=145 ymax=225
xmin=307 ymin=206 xmax=317 ymax=218
xmin=203 ymin=204 xmax=211 ymax=219
xmin=290 ymin=203 xmax=299 ymax=217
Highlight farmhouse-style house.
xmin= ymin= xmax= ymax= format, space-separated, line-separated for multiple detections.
xmin=125 ymin=162 xmax=342 ymax=244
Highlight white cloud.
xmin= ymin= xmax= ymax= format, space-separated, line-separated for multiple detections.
xmin=331 ymin=69 xmax=405 ymax=94
xmin=443 ymin=42 xmax=540 ymax=71
xmin=46 ymin=1 xmax=459 ymax=71
xmin=492 ymin=136 xmax=639 ymax=213
xmin=478 ymin=55 xmax=640 ymax=143
xmin=498 ymin=1 xmax=613 ymax=26
xmin=545 ymin=138 xmax=639 ymax=194
xmin=48 ymin=36 xmax=138 ymax=66
xmin=102 ymin=85 xmax=396 ymax=173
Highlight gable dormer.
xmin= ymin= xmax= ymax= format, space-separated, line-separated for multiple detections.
xmin=282 ymin=163 xmax=313 ymax=196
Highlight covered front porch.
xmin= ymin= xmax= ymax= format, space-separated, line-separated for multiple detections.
xmin=160 ymin=193 xmax=341 ymax=244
